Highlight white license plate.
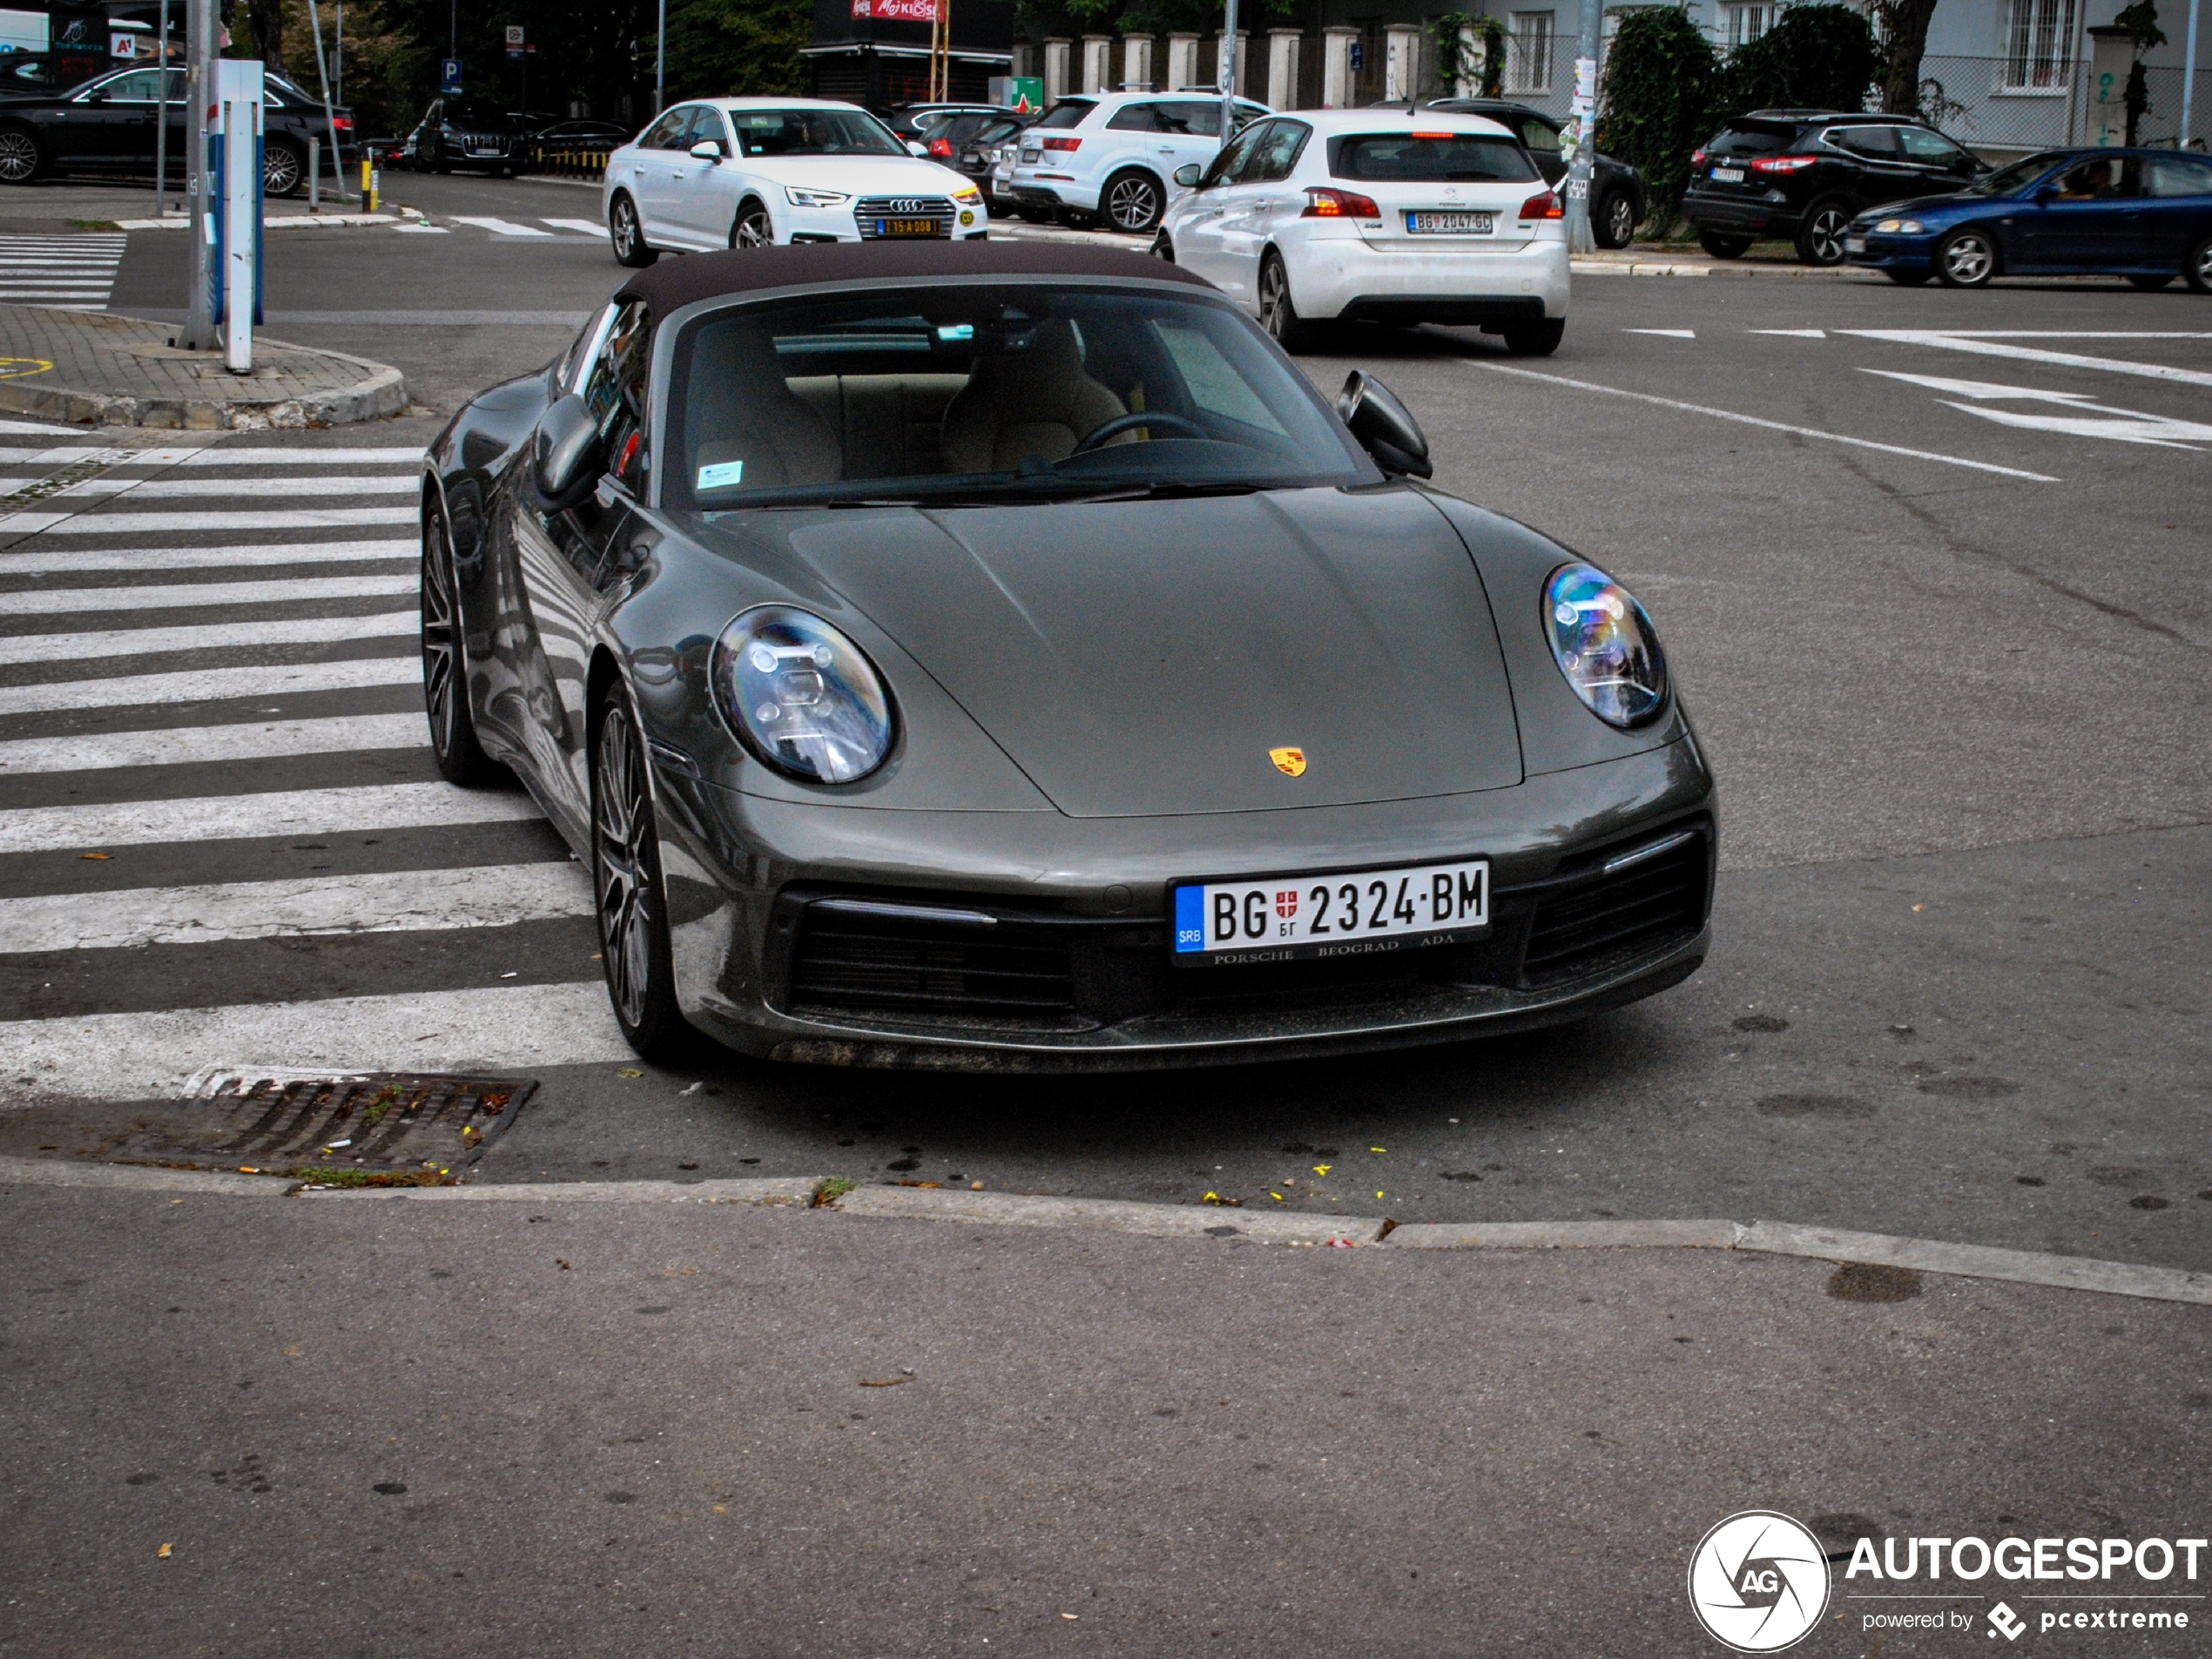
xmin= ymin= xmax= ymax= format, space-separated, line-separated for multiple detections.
xmin=1172 ymin=858 xmax=1490 ymax=964
xmin=1019 ymin=147 xmax=1040 ymax=163
xmin=1710 ymin=165 xmax=1745 ymax=184
xmin=1845 ymin=234 xmax=1868 ymax=253
xmin=469 ymin=147 xmax=502 ymax=157
xmin=1406 ymin=211 xmax=1494 ymax=235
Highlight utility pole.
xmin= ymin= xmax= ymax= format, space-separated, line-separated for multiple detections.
xmin=1218 ymin=0 xmax=1238 ymax=148
xmin=449 ymin=0 xmax=456 ymax=57
xmin=180 ymin=0 xmax=217 ymax=351
xmin=307 ymin=0 xmax=348 ymax=200
xmin=1563 ymin=0 xmax=1599 ymax=253
xmin=153 ymin=0 xmax=170 ymax=218
xmin=2183 ymin=0 xmax=2202 ymax=151
xmin=655 ymin=0 xmax=666 ymax=114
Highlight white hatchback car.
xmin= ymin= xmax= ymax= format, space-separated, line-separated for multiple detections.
xmin=601 ymin=98 xmax=987 ymax=264
xmin=1156 ymin=109 xmax=1570 ymax=354
xmin=1008 ymin=91 xmax=1270 ymax=234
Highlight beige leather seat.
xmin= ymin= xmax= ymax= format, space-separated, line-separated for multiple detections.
xmin=685 ymin=322 xmax=841 ymax=491
xmin=940 ymin=316 xmax=1126 ymax=475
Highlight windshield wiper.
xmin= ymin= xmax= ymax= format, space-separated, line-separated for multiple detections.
xmin=1042 ymin=480 xmax=1265 ymax=504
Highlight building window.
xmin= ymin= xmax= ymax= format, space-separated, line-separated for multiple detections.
xmin=2000 ymin=0 xmax=2075 ymax=90
xmin=1719 ymin=3 xmax=1776 ymax=48
xmin=1507 ymin=11 xmax=1554 ymax=92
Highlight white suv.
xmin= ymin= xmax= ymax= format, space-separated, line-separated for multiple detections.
xmin=1008 ymin=91 xmax=1270 ymax=234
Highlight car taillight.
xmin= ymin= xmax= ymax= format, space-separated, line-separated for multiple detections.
xmin=1690 ymin=149 xmax=1707 ymax=167
xmin=1042 ymin=135 xmax=1080 ymax=152
xmin=927 ymin=137 xmax=953 ymax=157
xmin=332 ymin=115 xmax=354 ymax=131
xmin=1302 ymin=186 xmax=1379 ymax=219
xmin=1750 ymin=155 xmax=1818 ymax=173
xmin=1519 ymin=190 xmax=1562 ymax=219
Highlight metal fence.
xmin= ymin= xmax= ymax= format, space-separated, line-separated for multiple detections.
xmin=1916 ymin=54 xmax=2211 ymax=154
xmin=521 ymin=143 xmax=612 ymax=179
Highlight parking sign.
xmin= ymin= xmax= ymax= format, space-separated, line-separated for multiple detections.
xmin=440 ymin=56 xmax=462 ymax=93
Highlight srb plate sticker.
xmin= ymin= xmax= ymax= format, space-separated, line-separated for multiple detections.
xmin=1172 ymin=858 xmax=1489 ymax=964
xmin=697 ymin=460 xmax=745 ymax=489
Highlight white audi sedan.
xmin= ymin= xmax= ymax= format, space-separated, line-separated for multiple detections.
xmin=602 ymin=98 xmax=988 ymax=265
xmin=1154 ymin=108 xmax=1569 ymax=354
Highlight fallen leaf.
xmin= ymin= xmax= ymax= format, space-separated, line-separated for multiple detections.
xmin=859 ymin=1376 xmax=909 ymax=1388
xmin=1912 ymin=903 xmax=1925 ymax=912
xmin=1062 ymin=1613 xmax=1079 ymax=1621
xmin=617 ymin=1068 xmax=644 ymax=1079
xmin=556 ymin=1258 xmax=571 ymax=1271
xmin=157 ymin=1543 xmax=172 ymax=1559
xmin=1369 ymin=1145 xmax=1386 ymax=1153
xmin=1269 ymin=1191 xmax=1285 ymax=1202
xmin=1312 ymin=1164 xmax=1332 ymax=1176
xmin=79 ymin=851 xmax=111 ymax=860
xmin=1376 ymin=1190 xmax=1385 ymax=1200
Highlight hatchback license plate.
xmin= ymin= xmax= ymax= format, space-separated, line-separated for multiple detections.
xmin=1710 ymin=165 xmax=1746 ymax=184
xmin=1019 ymin=147 xmax=1041 ymax=163
xmin=1172 ymin=858 xmax=1490 ymax=964
xmin=879 ymin=217 xmax=943 ymax=237
xmin=1406 ymin=211 xmax=1494 ymax=235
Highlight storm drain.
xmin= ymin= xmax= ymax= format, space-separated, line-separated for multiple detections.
xmin=103 ymin=1072 xmax=537 ymax=1184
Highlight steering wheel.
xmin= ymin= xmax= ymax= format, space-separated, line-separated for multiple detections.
xmin=1070 ymin=410 xmax=1212 ymax=454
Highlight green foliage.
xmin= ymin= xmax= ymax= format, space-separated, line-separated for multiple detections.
xmin=2114 ymin=0 xmax=2166 ymax=49
xmin=1431 ymin=12 xmax=1506 ymax=98
xmin=1716 ymin=3 xmax=1881 ymax=118
xmin=1593 ymin=6 xmax=1718 ymax=226
xmin=664 ymin=0 xmax=813 ymax=99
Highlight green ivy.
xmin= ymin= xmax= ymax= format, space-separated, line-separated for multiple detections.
xmin=1716 ymin=3 xmax=1882 ymax=119
xmin=1431 ymin=13 xmax=1506 ymax=98
xmin=1593 ymin=7 xmax=1718 ymax=228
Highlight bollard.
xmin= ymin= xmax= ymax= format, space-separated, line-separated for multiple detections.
xmin=362 ymin=158 xmax=377 ymax=212
xmin=308 ymin=133 xmax=320 ymax=211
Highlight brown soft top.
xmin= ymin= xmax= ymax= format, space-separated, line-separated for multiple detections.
xmin=613 ymin=239 xmax=1212 ymax=326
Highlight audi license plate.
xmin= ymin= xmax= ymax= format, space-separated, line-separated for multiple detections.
xmin=1406 ymin=211 xmax=1494 ymax=235
xmin=1172 ymin=858 xmax=1489 ymax=965
xmin=879 ymin=217 xmax=943 ymax=237
xmin=1710 ymin=165 xmax=1746 ymax=184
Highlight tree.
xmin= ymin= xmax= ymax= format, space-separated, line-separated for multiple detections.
xmin=1718 ymin=3 xmax=1880 ymax=116
xmin=1874 ymin=0 xmax=1942 ymax=114
xmin=2114 ymin=0 xmax=2165 ymax=144
xmin=663 ymin=0 xmax=813 ymax=101
xmin=1594 ymin=6 xmax=1719 ymax=228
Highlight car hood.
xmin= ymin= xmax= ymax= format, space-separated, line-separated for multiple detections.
xmin=738 ymin=154 xmax=974 ymax=196
xmin=1855 ymin=192 xmax=1985 ymax=221
xmin=773 ymin=487 xmax=1524 ymax=818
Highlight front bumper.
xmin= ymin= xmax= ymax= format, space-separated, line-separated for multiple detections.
xmin=1843 ymin=228 xmax=1937 ymax=272
xmin=646 ymin=738 xmax=1712 ymax=1069
xmin=1284 ymin=229 xmax=1571 ymax=324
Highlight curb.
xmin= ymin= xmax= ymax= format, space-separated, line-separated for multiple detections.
xmin=111 ymin=212 xmax=406 ymax=231
xmin=0 ymin=336 xmax=408 ymax=430
xmin=350 ymin=1175 xmax=823 ymax=1206
xmin=1571 ymin=256 xmax=1861 ymax=279
xmin=836 ymin=1184 xmax=1381 ymax=1244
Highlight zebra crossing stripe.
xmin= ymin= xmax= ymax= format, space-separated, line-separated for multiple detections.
xmin=0 ymin=538 xmax=413 ymax=576
xmin=0 ymin=982 xmax=629 ymax=1102
xmin=0 ymin=863 xmax=592 ymax=953
xmin=51 ymin=475 xmax=421 ymax=501
xmin=0 ymin=713 xmax=426 ymax=774
xmin=0 ymin=610 xmax=415 ymax=666
xmin=453 ymin=216 xmax=554 ymax=237
xmin=0 ymin=233 xmax=125 ymax=308
xmin=542 ymin=218 xmax=606 ymax=235
xmin=0 ymin=779 xmax=544 ymax=853
xmin=6 ymin=573 xmax=417 ymax=615
xmin=0 ymin=505 xmax=417 ymax=535
xmin=0 ymin=658 xmax=420 ymax=716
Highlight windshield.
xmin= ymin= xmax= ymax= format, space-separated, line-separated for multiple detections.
xmin=664 ymin=285 xmax=1374 ymax=512
xmin=442 ymin=101 xmax=509 ymax=127
xmin=1035 ymin=99 xmax=1093 ymax=130
xmin=1962 ymin=152 xmax=2063 ymax=195
xmin=731 ymin=107 xmax=903 ymax=157
xmin=1332 ymin=132 xmax=1536 ymax=183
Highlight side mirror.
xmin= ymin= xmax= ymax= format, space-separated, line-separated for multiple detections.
xmin=1174 ymin=163 xmax=1204 ymax=186
xmin=1336 ymin=370 xmax=1433 ymax=480
xmin=907 ymin=139 xmax=928 ymax=158
xmin=85 ymin=89 xmax=106 ymax=103
xmin=533 ymin=394 xmax=604 ymax=506
xmin=2033 ymin=185 xmax=2057 ymax=204
xmin=688 ymin=138 xmax=723 ymax=161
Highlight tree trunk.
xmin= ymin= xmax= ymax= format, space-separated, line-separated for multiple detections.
xmin=245 ymin=0 xmax=283 ymax=68
xmin=1877 ymin=0 xmax=1940 ymax=114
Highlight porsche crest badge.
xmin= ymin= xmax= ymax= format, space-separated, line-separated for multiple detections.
xmin=1269 ymin=746 xmax=1307 ymax=778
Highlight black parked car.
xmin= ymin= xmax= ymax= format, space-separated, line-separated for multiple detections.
xmin=954 ymin=112 xmax=1035 ymax=213
xmin=884 ymin=102 xmax=1022 ymax=156
xmin=401 ymin=98 xmax=517 ymax=175
xmin=0 ymin=64 xmax=354 ymax=195
xmin=1681 ymin=108 xmax=1988 ymax=265
xmin=1426 ymin=98 xmax=1647 ymax=248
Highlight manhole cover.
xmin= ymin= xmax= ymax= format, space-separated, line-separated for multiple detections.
xmin=104 ymin=1072 xmax=536 ymax=1184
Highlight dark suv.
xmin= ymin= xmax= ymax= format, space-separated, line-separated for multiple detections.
xmin=1681 ymin=109 xmax=1988 ymax=265
xmin=1426 ymin=98 xmax=1648 ymax=248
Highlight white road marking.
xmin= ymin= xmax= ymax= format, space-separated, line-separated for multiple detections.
xmin=0 ymin=713 xmax=424 ymax=774
xmin=0 ymin=656 xmax=419 ymax=715
xmin=391 ymin=223 xmax=450 ymax=234
xmin=0 ymin=610 xmax=415 ymax=666
xmin=48 ymin=474 xmax=420 ymax=501
xmin=1474 ymin=361 xmax=2061 ymax=482
xmin=0 ymin=420 xmax=98 ymax=436
xmin=1624 ymin=328 xmax=1696 ymax=338
xmin=99 ymin=448 xmax=423 ymax=467
xmin=1887 ymin=330 xmax=2212 ymax=339
xmin=542 ymin=218 xmax=606 ymax=235
xmin=0 ymin=982 xmax=627 ymax=1100
xmin=0 ymin=505 xmax=417 ymax=535
xmin=0 ymin=537 xmax=412 ymax=576
xmin=5 ymin=572 xmax=416 ymax=614
xmin=1841 ymin=329 xmax=2212 ymax=389
xmin=1861 ymin=369 xmax=2212 ymax=448
xmin=0 ymin=779 xmax=543 ymax=853
xmin=1750 ymin=327 xmax=1827 ymax=337
xmin=453 ymin=216 xmax=554 ymax=238
xmin=0 ymin=862 xmax=591 ymax=952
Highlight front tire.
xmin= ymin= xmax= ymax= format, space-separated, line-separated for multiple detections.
xmin=420 ymin=508 xmax=500 ymax=787
xmin=1935 ymin=226 xmax=1997 ymax=288
xmin=1501 ymin=318 xmax=1566 ymax=356
xmin=1595 ymin=188 xmax=1636 ymax=249
xmin=1258 ymin=251 xmax=1318 ymax=353
xmin=730 ymin=199 xmax=774 ymax=247
xmin=610 ymin=192 xmax=658 ymax=267
xmin=2188 ymin=234 xmax=2212 ymax=294
xmin=1698 ymin=229 xmax=1752 ymax=259
xmin=1101 ymin=168 xmax=1163 ymax=233
xmin=592 ymin=690 xmax=690 ymax=1062
xmin=0 ymin=125 xmax=43 ymax=185
xmin=1794 ymin=197 xmax=1851 ymax=266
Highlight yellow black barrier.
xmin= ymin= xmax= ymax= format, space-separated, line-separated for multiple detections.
xmin=521 ymin=145 xmax=610 ymax=179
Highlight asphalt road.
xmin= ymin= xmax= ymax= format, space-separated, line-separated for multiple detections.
xmin=2 ymin=176 xmax=2208 ymax=1656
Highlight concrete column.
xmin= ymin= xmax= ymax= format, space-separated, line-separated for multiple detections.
xmin=1266 ymin=28 xmax=1301 ymax=109
xmin=1167 ymin=31 xmax=1199 ymax=91
xmin=1081 ymin=34 xmax=1111 ymax=93
xmin=1321 ymin=25 xmax=1358 ymax=108
xmin=1385 ymin=24 xmax=1422 ymax=100
xmin=1121 ymin=32 xmax=1154 ymax=91
xmin=1044 ymin=37 xmax=1070 ymax=104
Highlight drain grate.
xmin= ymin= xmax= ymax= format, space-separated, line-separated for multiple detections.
xmin=104 ymin=1072 xmax=536 ymax=1184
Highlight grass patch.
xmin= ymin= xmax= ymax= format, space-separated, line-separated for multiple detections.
xmin=814 ymin=1177 xmax=857 ymax=1206
xmin=67 ymin=218 xmax=119 ymax=232
xmin=288 ymin=1165 xmax=453 ymax=1189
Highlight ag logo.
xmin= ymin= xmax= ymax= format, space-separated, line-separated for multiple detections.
xmin=1688 ymin=1512 xmax=1831 ymax=1653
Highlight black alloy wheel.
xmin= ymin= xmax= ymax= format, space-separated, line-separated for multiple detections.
xmin=2127 ymin=273 xmax=2174 ymax=291
xmin=2188 ymin=234 xmax=2212 ymax=293
xmin=610 ymin=192 xmax=657 ymax=267
xmin=1795 ymin=198 xmax=1851 ymax=266
xmin=262 ymin=139 xmax=305 ymax=198
xmin=1698 ymin=229 xmax=1752 ymax=260
xmin=1102 ymin=169 xmax=1163 ymax=234
xmin=731 ymin=199 xmax=774 ymax=247
xmin=1935 ymin=226 xmax=1997 ymax=288
xmin=0 ymin=126 xmax=40 ymax=185
xmin=1258 ymin=253 xmax=1316 ymax=353
xmin=591 ymin=691 xmax=689 ymax=1060
xmin=1501 ymin=318 xmax=1566 ymax=357
xmin=420 ymin=509 xmax=499 ymax=786
xmin=1595 ymin=189 xmax=1637 ymax=250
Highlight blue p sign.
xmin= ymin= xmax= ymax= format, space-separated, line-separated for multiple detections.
xmin=440 ymin=57 xmax=463 ymax=93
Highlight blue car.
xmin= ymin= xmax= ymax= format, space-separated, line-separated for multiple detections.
xmin=1843 ymin=147 xmax=2212 ymax=291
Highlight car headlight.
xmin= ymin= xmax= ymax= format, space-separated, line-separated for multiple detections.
xmin=1544 ymin=563 xmax=1668 ymax=728
xmin=951 ymin=183 xmax=982 ymax=204
xmin=785 ymin=185 xmax=850 ymax=208
xmin=711 ymin=606 xmax=894 ymax=784
xmin=1873 ymin=217 xmax=1923 ymax=233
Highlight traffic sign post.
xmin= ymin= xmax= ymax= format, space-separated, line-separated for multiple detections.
xmin=440 ymin=56 xmax=462 ymax=94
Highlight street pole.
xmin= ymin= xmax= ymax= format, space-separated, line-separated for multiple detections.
xmin=1563 ymin=0 xmax=1599 ymax=253
xmin=449 ymin=0 xmax=456 ymax=57
xmin=1218 ymin=0 xmax=1238 ymax=148
xmin=180 ymin=0 xmax=217 ymax=351
xmin=655 ymin=0 xmax=666 ymax=115
xmin=153 ymin=0 xmax=170 ymax=218
xmin=306 ymin=0 xmax=348 ymax=202
xmin=2183 ymin=0 xmax=2202 ymax=151
xmin=334 ymin=0 xmax=342 ymax=105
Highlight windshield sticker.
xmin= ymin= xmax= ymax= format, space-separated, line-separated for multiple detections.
xmin=698 ymin=460 xmax=745 ymax=489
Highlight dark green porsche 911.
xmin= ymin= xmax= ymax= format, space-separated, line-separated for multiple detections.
xmin=418 ymin=241 xmax=1713 ymax=1069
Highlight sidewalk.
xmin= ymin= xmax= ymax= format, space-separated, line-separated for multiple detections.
xmin=0 ymin=306 xmax=408 ymax=428
xmin=1572 ymin=245 xmax=1870 ymax=278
